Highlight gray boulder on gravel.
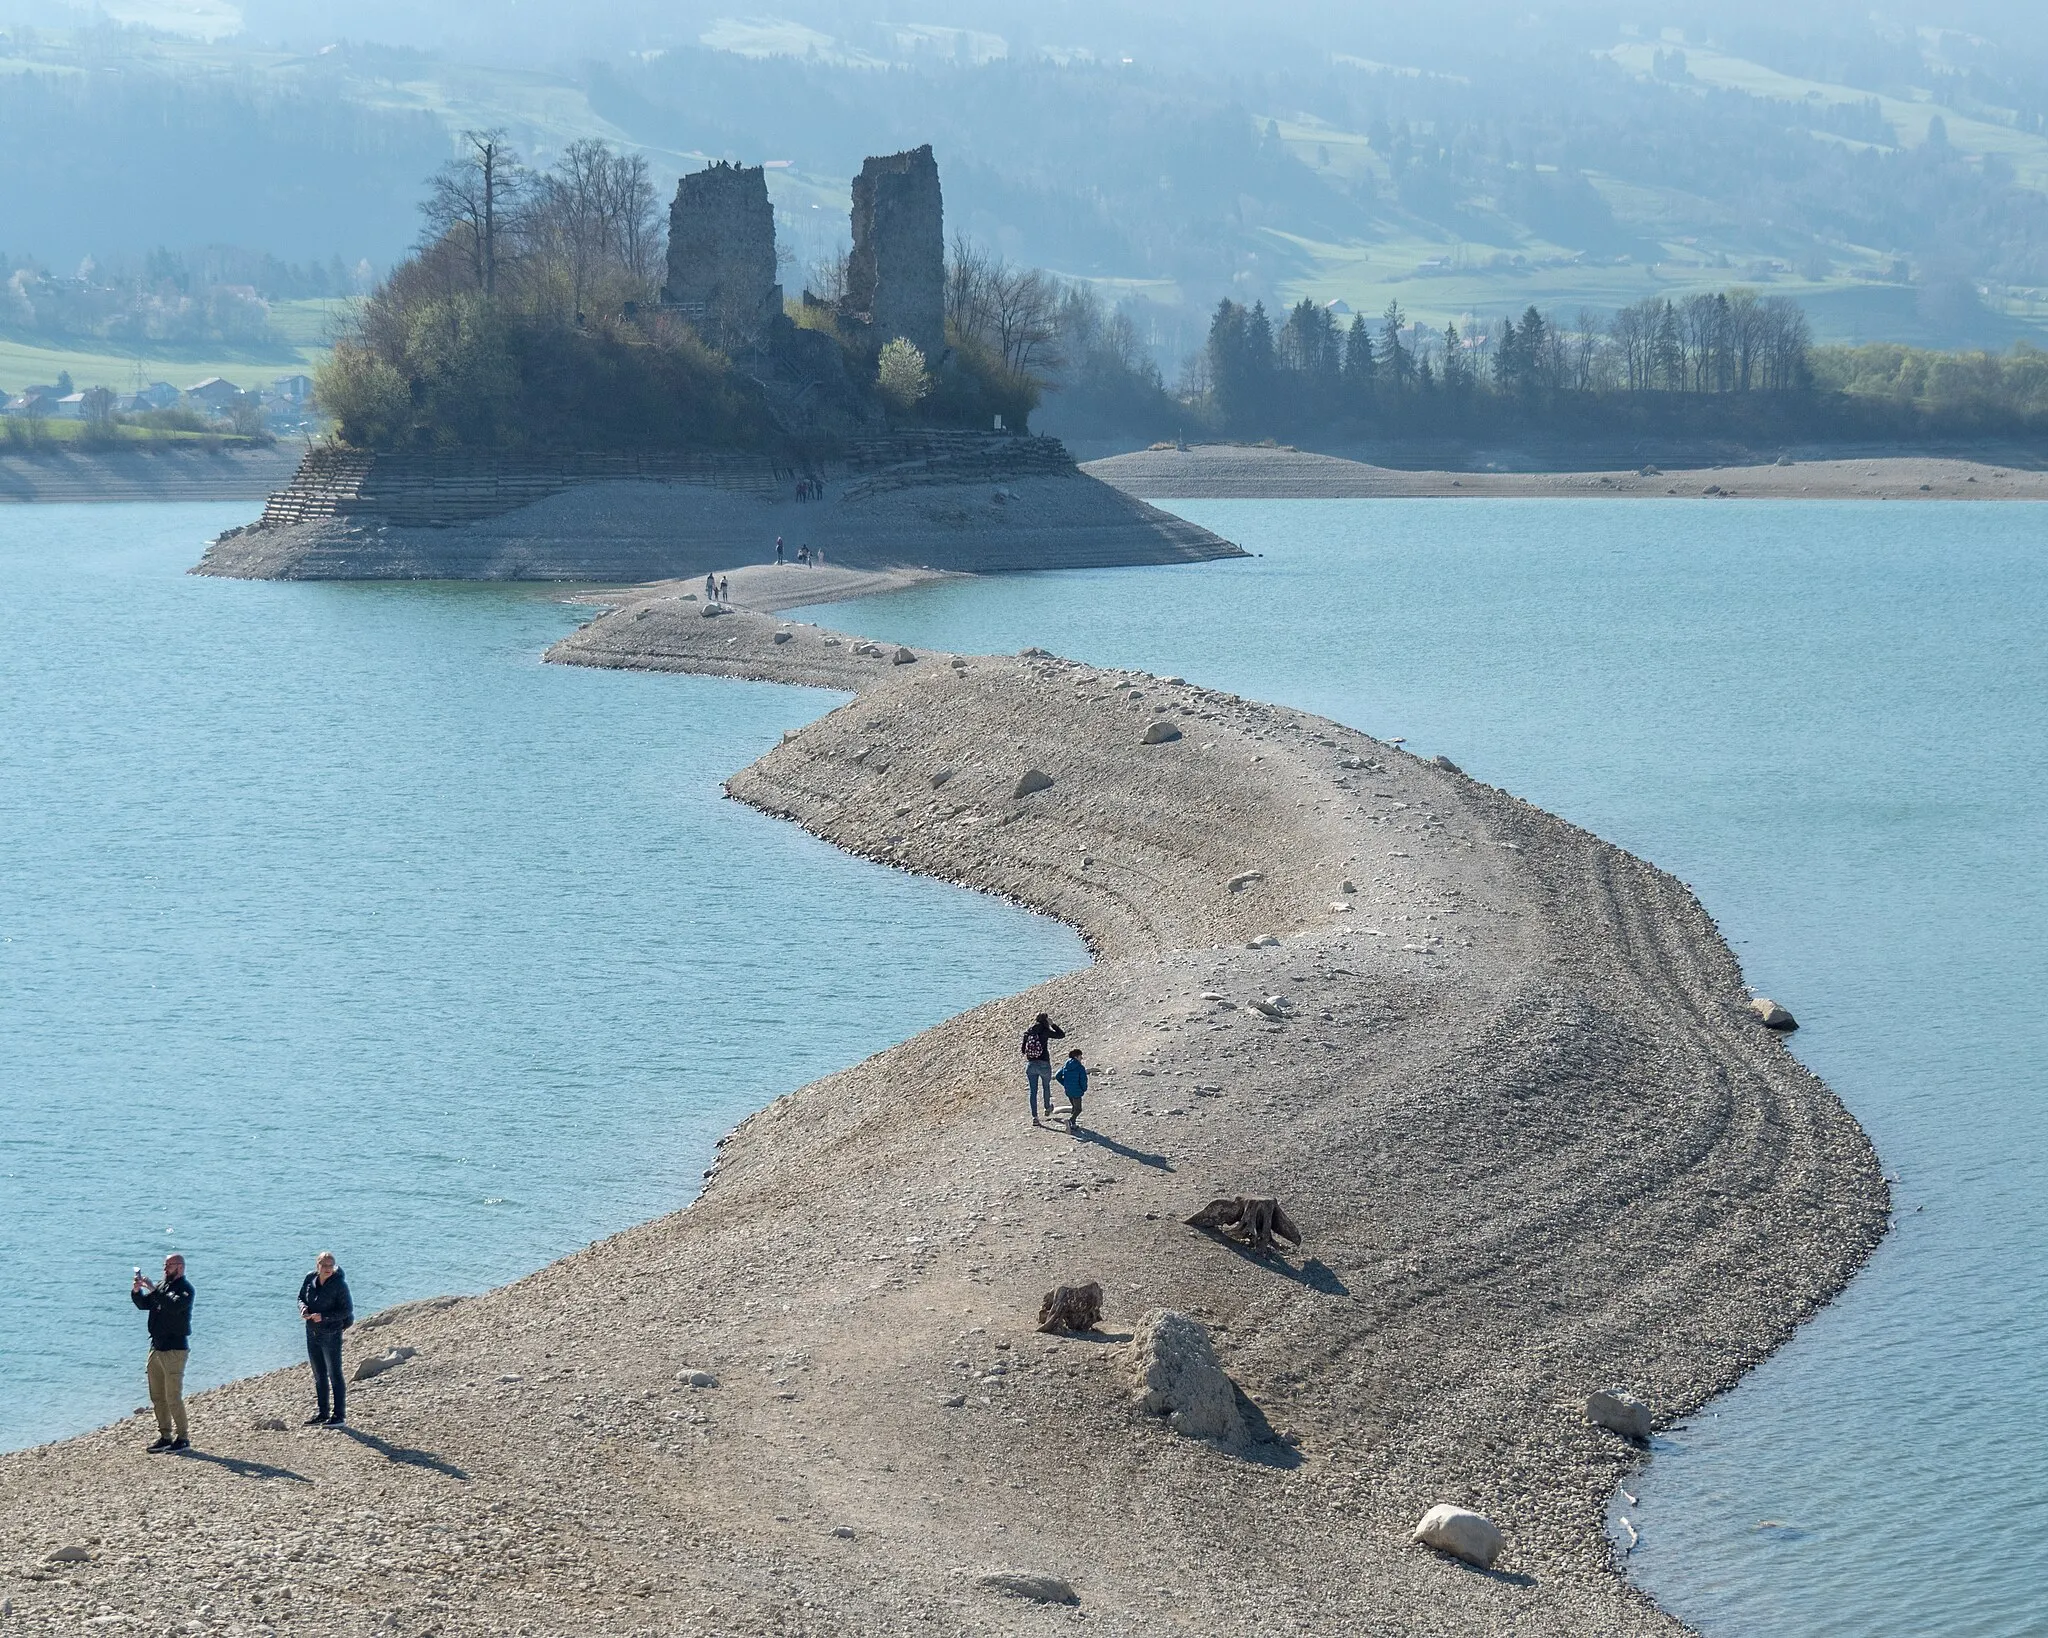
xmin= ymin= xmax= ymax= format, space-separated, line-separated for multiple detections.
xmin=1014 ymin=769 xmax=1054 ymax=797
xmin=1124 ymin=1309 xmax=1244 ymax=1443
xmin=1414 ymin=1504 xmax=1505 ymax=1569
xmin=1142 ymin=720 xmax=1183 ymax=743
xmin=1586 ymin=1388 xmax=1653 ymax=1441
xmin=1749 ymin=997 xmax=1798 ymax=1030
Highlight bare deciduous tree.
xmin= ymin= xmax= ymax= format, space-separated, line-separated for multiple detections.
xmin=945 ymin=237 xmax=1062 ymax=379
xmin=422 ymin=130 xmax=525 ymax=298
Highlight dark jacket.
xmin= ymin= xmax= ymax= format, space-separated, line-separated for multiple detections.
xmin=1055 ymin=1058 xmax=1089 ymax=1098
xmin=132 ymin=1275 xmax=194 ymax=1352
xmin=298 ymin=1269 xmax=354 ymax=1332
xmin=1022 ymin=1020 xmax=1066 ymax=1062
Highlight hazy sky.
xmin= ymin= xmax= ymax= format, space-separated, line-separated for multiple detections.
xmin=16 ymin=0 xmax=2048 ymax=67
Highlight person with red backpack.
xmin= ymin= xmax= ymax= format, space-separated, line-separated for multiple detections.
xmin=1021 ymin=1011 xmax=1066 ymax=1124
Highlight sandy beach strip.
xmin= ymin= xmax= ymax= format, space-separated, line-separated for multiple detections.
xmin=0 ymin=586 xmax=1886 ymax=1636
xmin=1085 ymin=443 xmax=2048 ymax=501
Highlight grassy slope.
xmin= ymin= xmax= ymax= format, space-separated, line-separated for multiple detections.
xmin=0 ymin=300 xmax=343 ymax=395
xmin=1251 ymin=53 xmax=2048 ymax=344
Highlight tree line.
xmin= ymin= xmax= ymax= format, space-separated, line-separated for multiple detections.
xmin=1202 ymin=288 xmax=1817 ymax=436
xmin=1183 ymin=287 xmax=2048 ymax=443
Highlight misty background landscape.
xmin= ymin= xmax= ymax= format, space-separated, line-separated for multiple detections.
xmin=8 ymin=0 xmax=2048 ymax=444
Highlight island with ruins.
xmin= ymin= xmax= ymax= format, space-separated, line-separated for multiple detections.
xmin=199 ymin=145 xmax=1236 ymax=581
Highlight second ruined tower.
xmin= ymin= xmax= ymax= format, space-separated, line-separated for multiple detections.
xmin=845 ymin=145 xmax=944 ymax=361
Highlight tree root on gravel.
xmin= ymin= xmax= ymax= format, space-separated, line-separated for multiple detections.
xmin=1036 ymin=1282 xmax=1105 ymax=1333
xmin=1185 ymin=1197 xmax=1302 ymax=1254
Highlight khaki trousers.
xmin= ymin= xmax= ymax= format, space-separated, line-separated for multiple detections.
xmin=147 ymin=1349 xmax=189 ymax=1440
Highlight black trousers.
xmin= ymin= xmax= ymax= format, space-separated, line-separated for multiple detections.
xmin=307 ymin=1325 xmax=345 ymax=1420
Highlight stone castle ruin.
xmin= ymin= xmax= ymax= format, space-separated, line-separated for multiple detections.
xmin=662 ymin=161 xmax=780 ymax=346
xmin=662 ymin=146 xmax=944 ymax=369
xmin=843 ymin=145 xmax=945 ymax=361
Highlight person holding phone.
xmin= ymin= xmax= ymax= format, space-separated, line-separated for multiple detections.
xmin=297 ymin=1251 xmax=354 ymax=1426
xmin=130 ymin=1254 xmax=194 ymax=1452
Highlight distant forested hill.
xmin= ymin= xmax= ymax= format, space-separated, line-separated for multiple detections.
xmin=10 ymin=4 xmax=2048 ymax=360
xmin=0 ymin=55 xmax=446 ymax=267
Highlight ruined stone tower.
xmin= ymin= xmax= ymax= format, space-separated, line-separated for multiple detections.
xmin=662 ymin=162 xmax=779 ymax=345
xmin=845 ymin=145 xmax=944 ymax=360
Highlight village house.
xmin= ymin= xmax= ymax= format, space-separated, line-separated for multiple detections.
xmin=183 ymin=376 xmax=246 ymax=415
xmin=1 ymin=387 xmax=62 ymax=418
xmin=117 ymin=382 xmax=180 ymax=414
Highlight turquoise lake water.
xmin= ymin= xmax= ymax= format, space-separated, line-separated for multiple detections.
xmin=0 ymin=503 xmax=1084 ymax=1453
xmin=805 ymin=497 xmax=2048 ymax=1638
xmin=7 ymin=497 xmax=2042 ymax=1635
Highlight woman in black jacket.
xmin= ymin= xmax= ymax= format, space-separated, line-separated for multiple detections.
xmin=297 ymin=1252 xmax=354 ymax=1426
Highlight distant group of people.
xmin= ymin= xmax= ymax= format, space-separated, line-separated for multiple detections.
xmin=703 ymin=572 xmax=729 ymax=604
xmin=772 ymin=538 xmax=823 ymax=568
xmin=1022 ymin=1011 xmax=1089 ymax=1130
xmin=793 ymin=477 xmax=823 ymax=501
xmin=128 ymin=1250 xmax=354 ymax=1453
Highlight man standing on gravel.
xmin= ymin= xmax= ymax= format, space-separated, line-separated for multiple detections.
xmin=298 ymin=1251 xmax=354 ymax=1426
xmin=131 ymin=1253 xmax=194 ymax=1452
xmin=1022 ymin=1011 xmax=1065 ymax=1124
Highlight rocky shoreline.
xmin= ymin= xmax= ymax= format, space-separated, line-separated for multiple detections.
xmin=0 ymin=577 xmax=1887 ymax=1636
xmin=196 ymin=437 xmax=1242 ymax=582
xmin=0 ymin=443 xmax=303 ymax=505
xmin=1084 ymin=442 xmax=2048 ymax=500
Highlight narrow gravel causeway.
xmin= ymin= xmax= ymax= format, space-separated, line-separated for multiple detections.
xmin=0 ymin=587 xmax=1886 ymax=1637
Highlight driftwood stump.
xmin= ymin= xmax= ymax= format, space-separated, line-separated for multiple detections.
xmin=1037 ymin=1281 xmax=1105 ymax=1334
xmin=1186 ymin=1196 xmax=1302 ymax=1254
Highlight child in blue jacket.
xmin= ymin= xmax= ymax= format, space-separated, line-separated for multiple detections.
xmin=1055 ymin=1048 xmax=1088 ymax=1130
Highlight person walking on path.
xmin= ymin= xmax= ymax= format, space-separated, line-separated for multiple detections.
xmin=1021 ymin=1011 xmax=1065 ymax=1124
xmin=719 ymin=574 xmax=730 ymax=603
xmin=131 ymin=1254 xmax=194 ymax=1452
xmin=703 ymin=571 xmax=717 ymax=603
xmin=298 ymin=1251 xmax=354 ymax=1427
xmin=1055 ymin=1048 xmax=1089 ymax=1130
xmin=775 ymin=536 xmax=784 ymax=563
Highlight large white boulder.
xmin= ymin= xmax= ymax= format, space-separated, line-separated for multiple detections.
xmin=1586 ymin=1388 xmax=1653 ymax=1441
xmin=1413 ymin=1504 xmax=1504 ymax=1569
xmin=1123 ymin=1309 xmax=1244 ymax=1443
xmin=1749 ymin=996 xmax=1798 ymax=1030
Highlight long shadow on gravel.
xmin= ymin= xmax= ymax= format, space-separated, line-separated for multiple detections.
xmin=1069 ymin=1127 xmax=1173 ymax=1170
xmin=1231 ymin=1394 xmax=1305 ymax=1470
xmin=1191 ymin=1233 xmax=1351 ymax=1297
xmin=173 ymin=1449 xmax=310 ymax=1485
xmin=337 ymin=1427 xmax=469 ymax=1481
